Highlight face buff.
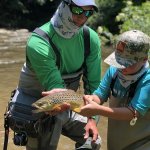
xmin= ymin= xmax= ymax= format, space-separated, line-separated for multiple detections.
xmin=51 ymin=1 xmax=81 ymax=39
xmin=117 ymin=61 xmax=149 ymax=88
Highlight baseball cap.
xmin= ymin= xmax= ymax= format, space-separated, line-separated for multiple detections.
xmin=64 ymin=0 xmax=98 ymax=12
xmin=104 ymin=30 xmax=150 ymax=69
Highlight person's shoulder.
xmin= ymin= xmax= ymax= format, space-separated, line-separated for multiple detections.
xmin=27 ymin=22 xmax=52 ymax=45
xmin=147 ymin=68 xmax=150 ymax=74
xmin=87 ymin=26 xmax=99 ymax=37
xmin=85 ymin=26 xmax=100 ymax=45
xmin=137 ymin=69 xmax=150 ymax=87
xmin=144 ymin=69 xmax=150 ymax=81
xmin=31 ymin=22 xmax=53 ymax=37
xmin=40 ymin=22 xmax=53 ymax=34
xmin=103 ymin=66 xmax=117 ymax=79
xmin=108 ymin=65 xmax=117 ymax=72
xmin=108 ymin=66 xmax=117 ymax=76
xmin=82 ymin=26 xmax=99 ymax=39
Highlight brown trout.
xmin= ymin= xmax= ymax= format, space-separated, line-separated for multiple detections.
xmin=32 ymin=90 xmax=84 ymax=113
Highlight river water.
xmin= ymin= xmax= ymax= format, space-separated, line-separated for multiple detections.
xmin=0 ymin=29 xmax=112 ymax=150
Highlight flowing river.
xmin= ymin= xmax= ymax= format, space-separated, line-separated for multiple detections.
xmin=0 ymin=28 xmax=112 ymax=150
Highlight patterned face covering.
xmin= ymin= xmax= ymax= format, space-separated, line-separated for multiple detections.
xmin=117 ymin=61 xmax=149 ymax=88
xmin=51 ymin=1 xmax=83 ymax=39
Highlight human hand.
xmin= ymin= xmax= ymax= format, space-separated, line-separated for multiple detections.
xmin=80 ymin=95 xmax=100 ymax=117
xmin=42 ymin=88 xmax=71 ymax=115
xmin=84 ymin=118 xmax=99 ymax=142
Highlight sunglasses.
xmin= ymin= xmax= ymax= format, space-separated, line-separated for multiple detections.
xmin=65 ymin=2 xmax=94 ymax=18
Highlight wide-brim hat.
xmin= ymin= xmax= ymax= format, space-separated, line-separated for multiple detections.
xmin=72 ymin=0 xmax=98 ymax=12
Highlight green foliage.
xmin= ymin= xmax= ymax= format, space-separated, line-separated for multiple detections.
xmin=87 ymin=0 xmax=125 ymax=34
xmin=116 ymin=1 xmax=150 ymax=36
xmin=87 ymin=0 xmax=125 ymax=46
xmin=0 ymin=0 xmax=61 ymax=30
xmin=1 ymin=0 xmax=150 ymax=40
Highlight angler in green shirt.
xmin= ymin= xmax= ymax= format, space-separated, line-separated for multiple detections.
xmin=26 ymin=21 xmax=101 ymax=92
xmin=8 ymin=0 xmax=102 ymax=150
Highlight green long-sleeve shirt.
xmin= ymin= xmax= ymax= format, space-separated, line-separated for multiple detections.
xmin=26 ymin=22 xmax=101 ymax=93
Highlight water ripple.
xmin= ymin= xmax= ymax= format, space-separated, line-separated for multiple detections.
xmin=0 ymin=59 xmax=25 ymax=65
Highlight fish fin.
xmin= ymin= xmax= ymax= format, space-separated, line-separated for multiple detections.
xmin=52 ymin=105 xmax=61 ymax=111
xmin=72 ymin=107 xmax=81 ymax=113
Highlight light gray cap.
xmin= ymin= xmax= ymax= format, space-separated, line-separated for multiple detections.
xmin=64 ymin=0 xmax=98 ymax=12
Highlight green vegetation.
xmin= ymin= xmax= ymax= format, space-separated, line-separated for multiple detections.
xmin=116 ymin=1 xmax=150 ymax=36
xmin=88 ymin=0 xmax=125 ymax=34
xmin=0 ymin=0 xmax=61 ymax=30
xmin=87 ymin=0 xmax=150 ymax=45
xmin=0 ymin=0 xmax=150 ymax=39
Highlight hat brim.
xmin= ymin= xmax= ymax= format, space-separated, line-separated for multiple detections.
xmin=72 ymin=0 xmax=98 ymax=12
xmin=104 ymin=52 xmax=126 ymax=69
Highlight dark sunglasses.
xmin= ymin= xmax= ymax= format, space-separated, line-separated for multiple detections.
xmin=64 ymin=1 xmax=94 ymax=18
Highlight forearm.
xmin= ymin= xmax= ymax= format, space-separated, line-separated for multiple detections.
xmin=89 ymin=95 xmax=134 ymax=120
xmin=96 ymin=105 xmax=139 ymax=121
xmin=81 ymin=96 xmax=140 ymax=121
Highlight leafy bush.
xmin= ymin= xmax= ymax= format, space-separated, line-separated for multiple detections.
xmin=116 ymin=1 xmax=150 ymax=36
xmin=87 ymin=0 xmax=124 ymax=34
xmin=0 ymin=0 xmax=61 ymax=30
xmin=87 ymin=0 xmax=125 ymax=46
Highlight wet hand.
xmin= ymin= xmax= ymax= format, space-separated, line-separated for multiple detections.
xmin=80 ymin=95 xmax=100 ymax=117
xmin=84 ymin=118 xmax=99 ymax=143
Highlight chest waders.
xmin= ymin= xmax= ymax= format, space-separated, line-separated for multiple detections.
xmin=3 ymin=26 xmax=91 ymax=150
xmin=108 ymin=71 xmax=150 ymax=150
xmin=110 ymin=71 xmax=147 ymax=102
